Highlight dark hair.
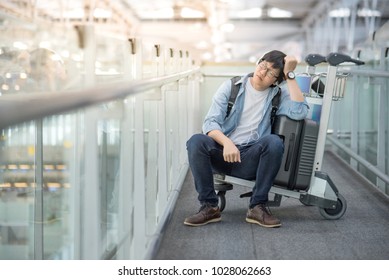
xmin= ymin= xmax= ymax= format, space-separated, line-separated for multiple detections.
xmin=257 ymin=50 xmax=286 ymax=84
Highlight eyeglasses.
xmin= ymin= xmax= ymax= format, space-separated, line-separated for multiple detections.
xmin=257 ymin=61 xmax=279 ymax=79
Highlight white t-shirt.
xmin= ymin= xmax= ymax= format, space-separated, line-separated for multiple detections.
xmin=229 ymin=78 xmax=269 ymax=145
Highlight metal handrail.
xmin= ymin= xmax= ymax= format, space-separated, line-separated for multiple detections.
xmin=337 ymin=67 xmax=389 ymax=78
xmin=0 ymin=68 xmax=200 ymax=129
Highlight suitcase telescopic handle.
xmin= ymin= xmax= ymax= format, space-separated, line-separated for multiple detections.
xmin=284 ymin=133 xmax=295 ymax=171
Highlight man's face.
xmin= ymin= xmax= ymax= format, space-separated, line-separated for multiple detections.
xmin=253 ymin=60 xmax=280 ymax=86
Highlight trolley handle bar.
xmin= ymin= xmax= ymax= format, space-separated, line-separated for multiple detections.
xmin=305 ymin=54 xmax=327 ymax=66
xmin=326 ymin=52 xmax=365 ymax=66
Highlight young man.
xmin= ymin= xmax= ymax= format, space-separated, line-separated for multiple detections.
xmin=184 ymin=50 xmax=309 ymax=228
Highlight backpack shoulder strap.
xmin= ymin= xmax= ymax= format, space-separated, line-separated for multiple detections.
xmin=225 ymin=75 xmax=242 ymax=118
xmin=270 ymin=87 xmax=281 ymax=125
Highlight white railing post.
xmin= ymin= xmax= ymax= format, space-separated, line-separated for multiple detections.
xmin=82 ymin=108 xmax=101 ymax=259
xmin=79 ymin=24 xmax=101 ymax=259
xmin=157 ymin=88 xmax=168 ymax=221
xmin=128 ymin=38 xmax=147 ymax=258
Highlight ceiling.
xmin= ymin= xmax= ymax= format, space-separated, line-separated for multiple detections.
xmin=1 ymin=0 xmax=389 ymax=63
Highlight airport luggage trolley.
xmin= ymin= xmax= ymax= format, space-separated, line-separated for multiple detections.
xmin=214 ymin=52 xmax=364 ymax=220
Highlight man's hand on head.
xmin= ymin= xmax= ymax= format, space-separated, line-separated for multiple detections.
xmin=283 ymin=55 xmax=298 ymax=76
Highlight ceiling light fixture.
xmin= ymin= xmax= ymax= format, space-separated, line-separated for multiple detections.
xmin=358 ymin=8 xmax=381 ymax=17
xmin=329 ymin=8 xmax=351 ymax=17
xmin=232 ymin=8 xmax=262 ymax=19
xmin=267 ymin=7 xmax=292 ymax=18
xmin=180 ymin=7 xmax=205 ymax=18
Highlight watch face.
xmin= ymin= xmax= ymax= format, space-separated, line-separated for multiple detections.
xmin=288 ymin=71 xmax=295 ymax=79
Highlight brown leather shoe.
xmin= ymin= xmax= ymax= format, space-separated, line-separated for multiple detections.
xmin=246 ymin=204 xmax=281 ymax=228
xmin=184 ymin=204 xmax=221 ymax=226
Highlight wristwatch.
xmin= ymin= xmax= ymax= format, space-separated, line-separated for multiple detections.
xmin=286 ymin=71 xmax=295 ymax=80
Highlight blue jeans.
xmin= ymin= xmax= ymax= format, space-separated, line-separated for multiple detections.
xmin=186 ymin=133 xmax=284 ymax=208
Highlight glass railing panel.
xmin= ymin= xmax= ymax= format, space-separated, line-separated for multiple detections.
xmin=0 ymin=8 xmax=200 ymax=260
xmin=144 ymin=96 xmax=159 ymax=238
xmin=329 ymin=63 xmax=389 ymax=194
xmin=0 ymin=121 xmax=36 ymax=259
xmin=40 ymin=112 xmax=82 ymax=260
xmin=97 ymin=116 xmax=122 ymax=259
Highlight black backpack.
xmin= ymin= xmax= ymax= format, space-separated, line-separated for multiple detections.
xmin=225 ymin=73 xmax=281 ymax=125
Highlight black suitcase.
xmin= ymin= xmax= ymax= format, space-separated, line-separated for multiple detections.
xmin=272 ymin=115 xmax=319 ymax=190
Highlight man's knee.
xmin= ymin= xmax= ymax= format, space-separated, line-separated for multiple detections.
xmin=266 ymin=134 xmax=284 ymax=156
xmin=186 ymin=133 xmax=208 ymax=151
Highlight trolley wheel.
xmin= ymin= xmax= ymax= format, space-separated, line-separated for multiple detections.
xmin=319 ymin=193 xmax=347 ymax=220
xmin=217 ymin=191 xmax=226 ymax=212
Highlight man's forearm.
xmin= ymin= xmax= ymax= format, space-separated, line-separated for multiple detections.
xmin=207 ymin=129 xmax=233 ymax=147
xmin=285 ymin=79 xmax=305 ymax=102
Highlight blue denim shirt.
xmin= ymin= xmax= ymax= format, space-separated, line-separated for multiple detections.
xmin=202 ymin=73 xmax=309 ymax=138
